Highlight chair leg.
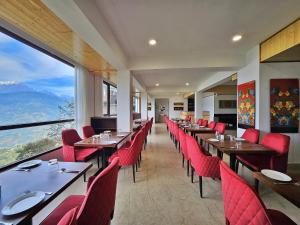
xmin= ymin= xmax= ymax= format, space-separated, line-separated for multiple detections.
xmin=182 ymin=154 xmax=184 ymax=168
xmin=191 ymin=167 xmax=194 ymax=183
xmin=225 ymin=219 xmax=230 ymax=225
xmin=83 ymin=172 xmax=86 ymax=182
xmin=97 ymin=155 xmax=100 ymax=168
xmin=187 ymin=160 xmax=190 ymax=176
xmin=132 ymin=164 xmax=136 ymax=183
xmin=199 ymin=176 xmax=203 ymax=198
xmin=136 ymin=163 xmax=138 ymax=172
xmin=235 ymin=161 xmax=239 ymax=173
xmin=255 ymin=179 xmax=259 ymax=193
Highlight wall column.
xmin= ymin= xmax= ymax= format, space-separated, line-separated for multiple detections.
xmin=141 ymin=92 xmax=148 ymax=120
xmin=94 ymin=75 xmax=103 ymax=117
xmin=194 ymin=91 xmax=203 ymax=121
xmin=117 ymin=70 xmax=133 ymax=131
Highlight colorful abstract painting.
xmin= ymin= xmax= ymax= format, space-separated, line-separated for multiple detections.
xmin=238 ymin=80 xmax=255 ymax=129
xmin=270 ymin=79 xmax=299 ymax=133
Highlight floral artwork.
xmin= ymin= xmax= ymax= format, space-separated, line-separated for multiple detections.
xmin=238 ymin=81 xmax=255 ymax=129
xmin=270 ymin=79 xmax=299 ymax=133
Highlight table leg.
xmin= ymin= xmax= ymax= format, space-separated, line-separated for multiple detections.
xmin=229 ymin=154 xmax=236 ymax=170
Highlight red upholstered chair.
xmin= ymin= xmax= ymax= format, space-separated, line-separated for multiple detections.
xmin=236 ymin=133 xmax=290 ymax=174
xmin=208 ymin=121 xmax=216 ymax=129
xmin=196 ymin=119 xmax=203 ymax=125
xmin=220 ymin=161 xmax=297 ymax=225
xmin=41 ymin=158 xmax=120 ymax=225
xmin=201 ymin=120 xmax=208 ymax=127
xmin=57 ymin=208 xmax=78 ymax=225
xmin=185 ymin=115 xmax=191 ymax=122
xmin=108 ymin=130 xmax=142 ymax=182
xmin=82 ymin=126 xmax=95 ymax=139
xmin=186 ymin=134 xmax=220 ymax=198
xmin=242 ymin=128 xmax=260 ymax=144
xmin=62 ymin=129 xmax=100 ymax=167
xmin=214 ymin=122 xmax=226 ymax=134
xmin=174 ymin=123 xmax=180 ymax=150
xmin=179 ymin=128 xmax=190 ymax=176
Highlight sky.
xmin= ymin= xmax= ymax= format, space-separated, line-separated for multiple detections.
xmin=0 ymin=32 xmax=75 ymax=97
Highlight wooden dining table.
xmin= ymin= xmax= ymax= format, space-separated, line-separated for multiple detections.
xmin=0 ymin=161 xmax=92 ymax=225
xmin=181 ymin=125 xmax=215 ymax=137
xmin=196 ymin=133 xmax=275 ymax=170
xmin=253 ymin=172 xmax=300 ymax=208
xmin=74 ymin=131 xmax=131 ymax=172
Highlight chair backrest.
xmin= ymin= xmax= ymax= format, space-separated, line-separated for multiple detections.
xmin=58 ymin=207 xmax=78 ymax=225
xmin=214 ymin=122 xmax=226 ymax=134
xmin=241 ymin=128 xmax=260 ymax=144
xmin=220 ymin=161 xmax=272 ymax=225
xmin=185 ymin=115 xmax=191 ymax=122
xmin=82 ymin=126 xmax=95 ymax=139
xmin=196 ymin=119 xmax=203 ymax=125
xmin=261 ymin=133 xmax=290 ymax=172
xmin=77 ymin=157 xmax=120 ymax=225
xmin=174 ymin=124 xmax=180 ymax=141
xmin=62 ymin=129 xmax=82 ymax=146
xmin=178 ymin=128 xmax=188 ymax=159
xmin=201 ymin=120 xmax=208 ymax=127
xmin=208 ymin=121 xmax=216 ymax=129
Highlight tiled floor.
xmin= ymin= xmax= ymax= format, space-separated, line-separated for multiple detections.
xmin=34 ymin=124 xmax=300 ymax=225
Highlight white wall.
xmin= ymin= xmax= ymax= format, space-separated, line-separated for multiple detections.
xmin=237 ymin=46 xmax=260 ymax=137
xmin=260 ymin=63 xmax=300 ymax=163
xmin=214 ymin=95 xmax=237 ymax=114
xmin=201 ymin=94 xmax=215 ymax=121
xmin=168 ymin=96 xmax=188 ymax=119
xmin=148 ymin=96 xmax=155 ymax=121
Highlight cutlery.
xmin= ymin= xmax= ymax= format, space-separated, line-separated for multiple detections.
xmin=44 ymin=192 xmax=53 ymax=195
xmin=12 ymin=168 xmax=30 ymax=172
xmin=59 ymin=168 xmax=80 ymax=173
xmin=274 ymin=182 xmax=300 ymax=186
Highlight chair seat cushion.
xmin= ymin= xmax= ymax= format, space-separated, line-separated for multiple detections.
xmin=75 ymin=148 xmax=98 ymax=161
xmin=237 ymin=154 xmax=271 ymax=171
xmin=267 ymin=209 xmax=297 ymax=225
xmin=40 ymin=195 xmax=84 ymax=225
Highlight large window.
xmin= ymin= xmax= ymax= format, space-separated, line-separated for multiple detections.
xmin=102 ymin=81 xmax=117 ymax=116
xmin=0 ymin=30 xmax=75 ymax=168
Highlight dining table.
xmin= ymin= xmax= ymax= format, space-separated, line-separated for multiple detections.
xmin=253 ymin=172 xmax=300 ymax=208
xmin=181 ymin=125 xmax=215 ymax=137
xmin=0 ymin=161 xmax=92 ymax=225
xmin=74 ymin=131 xmax=131 ymax=172
xmin=196 ymin=133 xmax=275 ymax=170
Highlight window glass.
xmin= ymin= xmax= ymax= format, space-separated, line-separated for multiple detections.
xmin=0 ymin=31 xmax=75 ymax=167
xmin=109 ymin=85 xmax=117 ymax=115
xmin=102 ymin=82 xmax=108 ymax=115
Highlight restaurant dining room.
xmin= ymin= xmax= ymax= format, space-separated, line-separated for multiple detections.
xmin=0 ymin=0 xmax=300 ymax=225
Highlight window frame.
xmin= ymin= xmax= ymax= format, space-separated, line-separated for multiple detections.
xmin=0 ymin=27 xmax=75 ymax=170
xmin=103 ymin=81 xmax=117 ymax=116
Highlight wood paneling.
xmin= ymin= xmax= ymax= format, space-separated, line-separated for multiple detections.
xmin=260 ymin=18 xmax=300 ymax=62
xmin=205 ymin=85 xmax=237 ymax=95
xmin=0 ymin=0 xmax=116 ymax=74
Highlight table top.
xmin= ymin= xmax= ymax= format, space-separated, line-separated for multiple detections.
xmin=253 ymin=172 xmax=300 ymax=208
xmin=75 ymin=132 xmax=131 ymax=148
xmin=197 ymin=133 xmax=274 ymax=154
xmin=182 ymin=126 xmax=215 ymax=133
xmin=0 ymin=161 xmax=92 ymax=224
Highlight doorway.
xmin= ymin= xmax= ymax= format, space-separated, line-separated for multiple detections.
xmin=155 ymin=98 xmax=169 ymax=123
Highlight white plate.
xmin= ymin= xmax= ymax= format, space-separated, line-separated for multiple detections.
xmin=2 ymin=191 xmax=45 ymax=216
xmin=208 ymin=138 xmax=219 ymax=142
xmin=261 ymin=169 xmax=292 ymax=182
xmin=235 ymin=137 xmax=246 ymax=141
xmin=17 ymin=160 xmax=42 ymax=169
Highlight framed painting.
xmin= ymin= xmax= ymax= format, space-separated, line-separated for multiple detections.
xmin=238 ymin=80 xmax=255 ymax=129
xmin=270 ymin=79 xmax=299 ymax=133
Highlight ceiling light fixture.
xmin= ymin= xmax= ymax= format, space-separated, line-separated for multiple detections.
xmin=149 ymin=39 xmax=157 ymax=46
xmin=155 ymin=83 xmax=160 ymax=87
xmin=185 ymin=82 xmax=190 ymax=86
xmin=232 ymin=34 xmax=242 ymax=42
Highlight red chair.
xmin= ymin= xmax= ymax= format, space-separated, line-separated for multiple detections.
xmin=57 ymin=208 xmax=78 ymax=225
xmin=186 ymin=134 xmax=220 ymax=198
xmin=214 ymin=122 xmax=226 ymax=134
xmin=185 ymin=115 xmax=191 ymax=122
xmin=241 ymin=128 xmax=260 ymax=144
xmin=220 ymin=161 xmax=296 ymax=225
xmin=201 ymin=120 xmax=208 ymax=127
xmin=208 ymin=121 xmax=216 ymax=129
xmin=179 ymin=128 xmax=190 ymax=176
xmin=62 ymin=129 xmax=100 ymax=168
xmin=41 ymin=158 xmax=120 ymax=225
xmin=82 ymin=126 xmax=95 ymax=139
xmin=108 ymin=130 xmax=142 ymax=182
xmin=196 ymin=119 xmax=203 ymax=125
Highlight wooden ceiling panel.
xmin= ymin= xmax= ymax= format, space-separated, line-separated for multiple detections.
xmin=0 ymin=0 xmax=116 ymax=74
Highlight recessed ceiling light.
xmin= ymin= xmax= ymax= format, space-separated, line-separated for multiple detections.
xmin=232 ymin=34 xmax=242 ymax=42
xmin=185 ymin=82 xmax=190 ymax=86
xmin=149 ymin=39 xmax=157 ymax=46
xmin=176 ymin=92 xmax=180 ymax=95
xmin=155 ymin=83 xmax=159 ymax=87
